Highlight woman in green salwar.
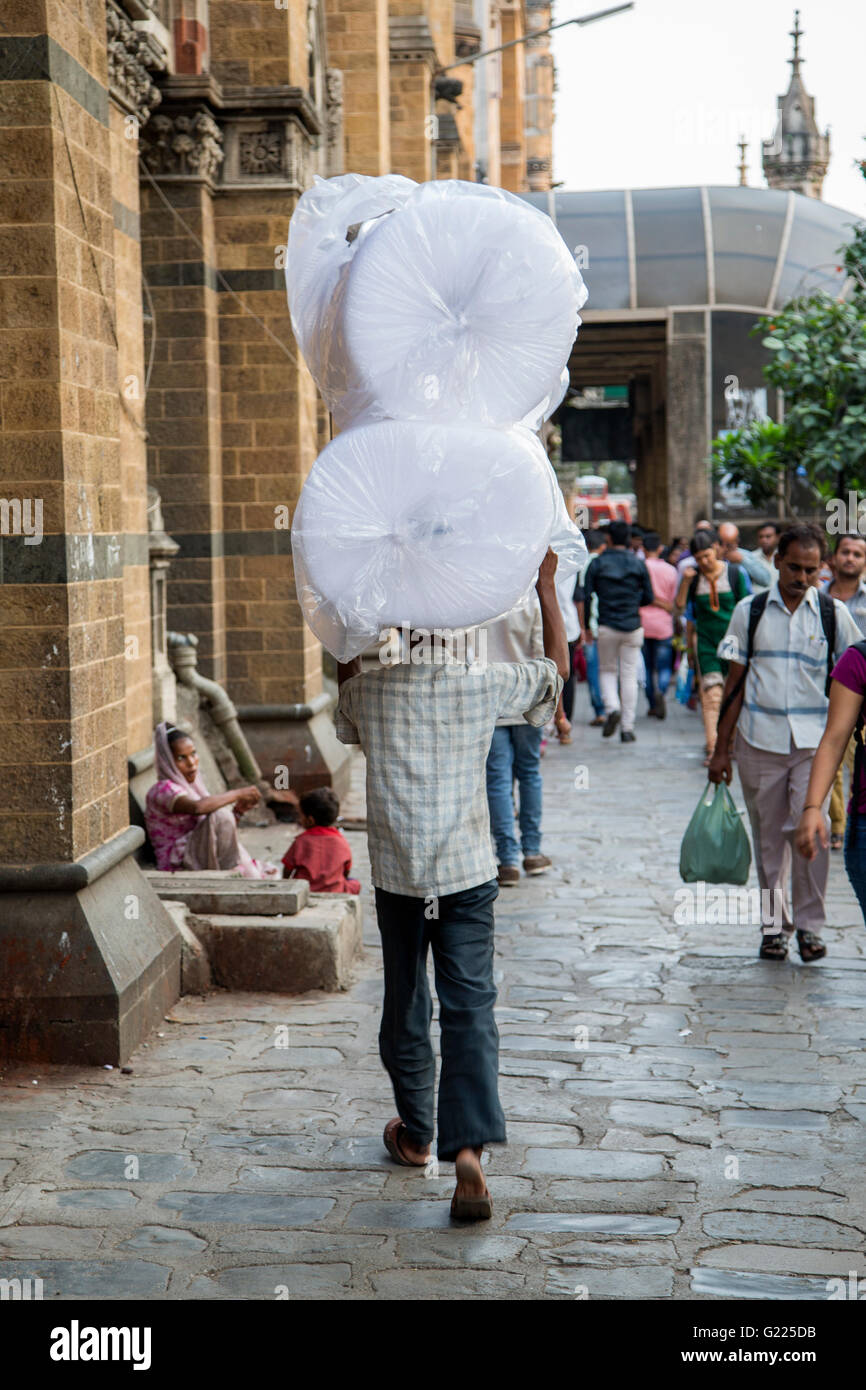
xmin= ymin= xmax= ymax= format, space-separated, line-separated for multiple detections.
xmin=676 ymin=530 xmax=751 ymax=763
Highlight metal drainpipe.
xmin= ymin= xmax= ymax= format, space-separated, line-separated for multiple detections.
xmin=167 ymin=632 xmax=263 ymax=785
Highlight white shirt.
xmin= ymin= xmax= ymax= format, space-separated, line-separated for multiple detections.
xmin=554 ymin=571 xmax=580 ymax=643
xmin=719 ymin=579 xmax=861 ymax=753
xmin=822 ymin=577 xmax=866 ymax=639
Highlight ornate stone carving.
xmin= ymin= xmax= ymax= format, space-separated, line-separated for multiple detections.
xmin=527 ymin=157 xmax=551 ymax=173
xmin=324 ymin=68 xmax=344 ymax=178
xmin=239 ymin=129 xmax=282 ymax=175
xmin=106 ymin=1 xmax=167 ymax=124
xmin=141 ymin=108 xmax=224 ymax=184
xmin=389 ymin=15 xmax=437 ymax=67
xmin=434 ymin=77 xmax=463 ymax=104
xmin=218 ymin=113 xmax=314 ymax=193
xmin=455 ymin=35 xmax=482 ymax=59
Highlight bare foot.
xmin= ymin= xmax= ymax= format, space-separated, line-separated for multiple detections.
xmin=401 ymin=1134 xmax=431 ymax=1165
xmin=383 ymin=1117 xmax=430 ymax=1167
xmin=454 ymin=1146 xmax=486 ymax=1197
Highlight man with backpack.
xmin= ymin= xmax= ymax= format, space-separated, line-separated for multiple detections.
xmin=708 ymin=524 xmax=860 ymax=962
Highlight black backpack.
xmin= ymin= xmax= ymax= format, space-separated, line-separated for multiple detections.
xmin=718 ymin=587 xmax=838 ymax=724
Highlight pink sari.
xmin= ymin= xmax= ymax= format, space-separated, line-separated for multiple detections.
xmin=145 ymin=722 xmax=265 ymax=878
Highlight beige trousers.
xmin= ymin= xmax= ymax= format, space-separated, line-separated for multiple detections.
xmin=596 ymin=624 xmax=644 ymax=733
xmin=735 ymin=732 xmax=829 ymax=937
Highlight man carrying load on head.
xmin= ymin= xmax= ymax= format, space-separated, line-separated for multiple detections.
xmin=335 ymin=550 xmax=568 ymax=1222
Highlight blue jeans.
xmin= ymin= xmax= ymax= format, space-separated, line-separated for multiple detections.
xmin=585 ymin=639 xmax=604 ymax=716
xmin=643 ymin=636 xmax=674 ymax=706
xmin=375 ymin=879 xmax=506 ymax=1161
xmin=844 ymin=813 xmax=866 ymax=927
xmin=486 ymin=724 xmax=543 ymax=865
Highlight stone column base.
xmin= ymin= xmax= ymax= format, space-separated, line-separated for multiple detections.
xmin=237 ymin=698 xmax=352 ymax=800
xmin=0 ymin=830 xmax=181 ymax=1066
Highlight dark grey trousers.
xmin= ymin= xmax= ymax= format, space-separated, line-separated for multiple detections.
xmin=374 ymin=878 xmax=506 ymax=1163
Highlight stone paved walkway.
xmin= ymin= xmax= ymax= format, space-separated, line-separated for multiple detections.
xmin=2 ymin=691 xmax=866 ymax=1301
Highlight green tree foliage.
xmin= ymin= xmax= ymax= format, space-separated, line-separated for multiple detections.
xmin=711 ymin=420 xmax=799 ymax=510
xmin=711 ymin=168 xmax=866 ymax=507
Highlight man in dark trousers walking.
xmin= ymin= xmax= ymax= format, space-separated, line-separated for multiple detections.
xmin=335 ymin=551 xmax=568 ymax=1220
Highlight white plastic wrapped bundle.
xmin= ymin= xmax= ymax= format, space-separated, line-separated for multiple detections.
xmin=546 ymin=467 xmax=589 ymax=579
xmin=286 ymin=173 xmax=416 ymax=420
xmin=292 ymin=420 xmax=558 ymax=662
xmin=522 ymin=367 xmax=570 ymax=433
xmin=338 ymin=180 xmax=587 ymax=427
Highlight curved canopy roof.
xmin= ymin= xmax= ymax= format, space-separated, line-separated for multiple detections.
xmin=520 ymin=185 xmax=858 ymax=312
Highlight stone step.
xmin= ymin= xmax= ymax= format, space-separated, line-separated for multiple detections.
xmin=144 ymin=872 xmax=309 ymax=916
xmin=188 ymin=895 xmax=363 ymax=994
xmin=161 ymin=901 xmax=212 ymax=996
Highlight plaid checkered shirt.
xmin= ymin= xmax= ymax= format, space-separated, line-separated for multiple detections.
xmin=335 ymin=655 xmax=561 ymax=897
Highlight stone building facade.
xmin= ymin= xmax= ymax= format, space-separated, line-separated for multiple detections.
xmin=0 ymin=0 xmax=554 ymax=1063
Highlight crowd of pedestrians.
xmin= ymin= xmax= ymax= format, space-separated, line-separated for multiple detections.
xmin=320 ymin=508 xmax=866 ymax=1219
xmin=550 ymin=514 xmax=866 ymax=967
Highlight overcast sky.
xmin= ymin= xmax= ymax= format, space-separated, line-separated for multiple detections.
xmin=551 ymin=0 xmax=866 ymax=216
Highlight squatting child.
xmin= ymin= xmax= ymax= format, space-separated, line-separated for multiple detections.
xmin=281 ymin=787 xmax=361 ymax=894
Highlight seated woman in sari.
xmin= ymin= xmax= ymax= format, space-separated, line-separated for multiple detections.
xmin=145 ymin=722 xmax=274 ymax=877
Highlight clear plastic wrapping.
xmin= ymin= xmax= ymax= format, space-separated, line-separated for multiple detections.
xmin=286 ymin=173 xmax=416 ymax=422
xmin=286 ymin=175 xmax=589 ymax=658
xmin=340 ymin=180 xmax=587 ymax=427
xmin=287 ymin=176 xmax=586 ymax=431
xmin=546 ymin=464 xmax=589 ymax=579
xmin=291 ymin=420 xmax=559 ymax=661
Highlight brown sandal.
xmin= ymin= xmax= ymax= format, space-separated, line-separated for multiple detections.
xmin=383 ymin=1117 xmax=429 ymax=1167
xmin=450 ymin=1150 xmax=493 ymax=1222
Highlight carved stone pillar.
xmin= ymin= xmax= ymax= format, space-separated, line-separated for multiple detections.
xmin=147 ymin=487 xmax=180 ymax=726
xmin=389 ymin=15 xmax=437 ymax=183
xmin=0 ymin=0 xmax=180 ymax=1064
xmin=139 ymin=79 xmax=228 ymax=689
xmin=210 ymin=85 xmax=349 ymax=796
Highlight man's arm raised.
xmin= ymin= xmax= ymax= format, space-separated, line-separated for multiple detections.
xmin=536 ymin=549 xmax=570 ymax=682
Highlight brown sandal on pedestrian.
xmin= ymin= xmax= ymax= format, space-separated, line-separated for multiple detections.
xmin=450 ymin=1149 xmax=493 ymax=1222
xmin=383 ymin=1117 xmax=429 ymax=1167
xmin=796 ymin=929 xmax=827 ymax=963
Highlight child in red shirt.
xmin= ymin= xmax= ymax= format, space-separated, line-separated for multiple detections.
xmin=281 ymin=787 xmax=361 ymax=894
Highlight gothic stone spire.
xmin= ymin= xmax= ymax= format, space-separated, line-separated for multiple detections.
xmin=762 ymin=9 xmax=830 ymax=199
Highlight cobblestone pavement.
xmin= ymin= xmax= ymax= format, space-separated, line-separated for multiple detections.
xmin=2 ymin=693 xmax=866 ymax=1301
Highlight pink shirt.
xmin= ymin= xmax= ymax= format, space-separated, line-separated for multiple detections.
xmin=829 ymin=645 xmax=866 ymax=813
xmin=640 ymin=557 xmax=677 ymax=639
xmin=145 ymin=778 xmax=198 ymax=871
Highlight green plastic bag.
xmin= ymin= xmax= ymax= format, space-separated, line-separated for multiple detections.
xmin=679 ymin=782 xmax=751 ymax=885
